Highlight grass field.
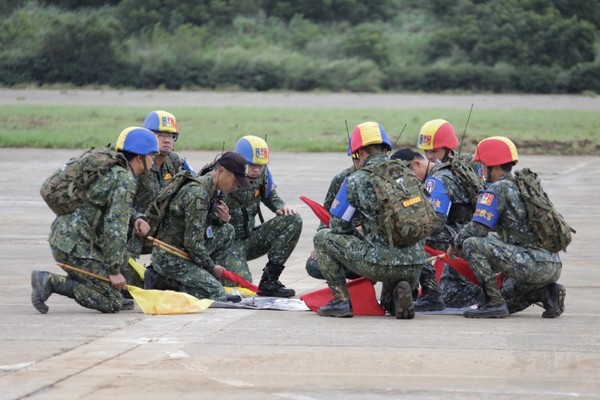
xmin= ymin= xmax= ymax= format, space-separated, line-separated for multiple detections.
xmin=1 ymin=105 xmax=599 ymax=154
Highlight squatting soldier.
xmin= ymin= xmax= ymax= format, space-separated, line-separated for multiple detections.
xmin=412 ymin=119 xmax=485 ymax=310
xmin=150 ymin=152 xmax=251 ymax=302
xmin=314 ymin=121 xmax=428 ymax=318
xmin=218 ymin=135 xmax=302 ymax=298
xmin=306 ymin=147 xmax=361 ymax=280
xmin=451 ymin=137 xmax=565 ymax=318
xmin=391 ymin=145 xmax=485 ymax=310
xmin=31 ymin=127 xmax=160 ymax=313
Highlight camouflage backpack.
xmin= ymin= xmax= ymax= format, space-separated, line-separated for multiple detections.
xmin=40 ymin=146 xmax=127 ymax=215
xmin=513 ymin=168 xmax=575 ymax=252
xmin=448 ymin=154 xmax=485 ymax=206
xmin=362 ymin=160 xmax=441 ymax=248
xmin=145 ymin=170 xmax=203 ymax=238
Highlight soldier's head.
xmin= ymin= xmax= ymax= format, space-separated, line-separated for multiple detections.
xmin=143 ymin=110 xmax=179 ymax=156
xmin=214 ymin=151 xmax=252 ymax=193
xmin=417 ymin=119 xmax=458 ymax=163
xmin=115 ymin=127 xmax=160 ymax=176
xmin=391 ymin=147 xmax=430 ymax=182
xmin=350 ymin=121 xmax=392 ymax=167
xmin=235 ymin=135 xmax=269 ymax=179
xmin=474 ymin=136 xmax=518 ymax=183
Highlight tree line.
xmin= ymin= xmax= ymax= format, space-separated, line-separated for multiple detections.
xmin=1 ymin=0 xmax=598 ymax=93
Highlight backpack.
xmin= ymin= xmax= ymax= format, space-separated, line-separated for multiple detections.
xmin=362 ymin=160 xmax=441 ymax=248
xmin=513 ymin=168 xmax=575 ymax=252
xmin=145 ymin=170 xmax=207 ymax=238
xmin=40 ymin=146 xmax=127 ymax=215
xmin=448 ymin=154 xmax=485 ymax=206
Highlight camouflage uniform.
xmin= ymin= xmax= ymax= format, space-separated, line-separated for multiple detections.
xmin=128 ymin=152 xmax=189 ymax=259
xmin=47 ymin=166 xmax=138 ymax=313
xmin=454 ymin=172 xmax=562 ymax=313
xmin=151 ymin=174 xmax=232 ymax=301
xmin=424 ymin=160 xmax=485 ymax=307
xmin=305 ymin=166 xmax=360 ymax=280
xmin=314 ymin=153 xmax=428 ymax=314
xmin=218 ymin=167 xmax=302 ymax=283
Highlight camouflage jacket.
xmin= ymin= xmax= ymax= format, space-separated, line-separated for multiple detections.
xmin=48 ymin=165 xmax=136 ymax=275
xmin=455 ymin=172 xmax=536 ymax=249
xmin=224 ymin=166 xmax=285 ymax=239
xmin=134 ymin=152 xmax=187 ymax=214
xmin=153 ymin=174 xmax=219 ymax=271
xmin=330 ymin=153 xmax=426 ymax=263
xmin=426 ymin=161 xmax=475 ymax=245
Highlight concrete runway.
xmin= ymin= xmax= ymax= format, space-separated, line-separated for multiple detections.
xmin=0 ymin=148 xmax=599 ymax=399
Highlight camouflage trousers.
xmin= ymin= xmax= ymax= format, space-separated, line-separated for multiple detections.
xmin=51 ymin=246 xmax=124 ymax=313
xmin=313 ymin=229 xmax=425 ymax=314
xmin=218 ymin=214 xmax=302 ymax=282
xmin=462 ymin=232 xmax=562 ymax=313
xmin=152 ymin=224 xmax=235 ymax=302
xmin=305 ymin=255 xmax=361 ymax=280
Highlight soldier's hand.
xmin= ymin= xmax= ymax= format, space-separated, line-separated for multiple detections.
xmin=211 ymin=265 xmax=225 ymax=280
xmin=134 ymin=218 xmax=151 ymax=237
xmin=310 ymin=249 xmax=317 ymax=260
xmin=215 ymin=200 xmax=231 ymax=223
xmin=109 ymin=273 xmax=127 ymax=291
xmin=275 ymin=206 xmax=298 ymax=216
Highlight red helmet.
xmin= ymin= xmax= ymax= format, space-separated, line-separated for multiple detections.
xmin=417 ymin=119 xmax=458 ymax=151
xmin=473 ymin=136 xmax=519 ymax=166
xmin=350 ymin=121 xmax=392 ymax=154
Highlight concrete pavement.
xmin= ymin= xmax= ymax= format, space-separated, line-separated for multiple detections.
xmin=0 ymin=148 xmax=599 ymax=400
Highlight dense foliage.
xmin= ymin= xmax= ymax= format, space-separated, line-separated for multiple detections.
xmin=1 ymin=0 xmax=598 ymax=93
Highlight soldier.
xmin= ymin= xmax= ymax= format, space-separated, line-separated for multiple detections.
xmin=305 ymin=150 xmax=361 ymax=280
xmin=150 ymin=152 xmax=251 ymax=302
xmin=31 ymin=127 xmax=160 ymax=313
xmin=314 ymin=121 xmax=429 ymax=318
xmin=412 ymin=119 xmax=485 ymax=310
xmin=134 ymin=110 xmax=193 ymax=215
xmin=391 ymin=146 xmax=485 ymax=310
xmin=218 ymin=135 xmax=302 ymax=298
xmin=451 ymin=137 xmax=565 ymax=318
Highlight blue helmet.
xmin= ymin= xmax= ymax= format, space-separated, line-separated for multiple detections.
xmin=143 ymin=110 xmax=179 ymax=135
xmin=235 ymin=135 xmax=269 ymax=165
xmin=115 ymin=127 xmax=159 ymax=155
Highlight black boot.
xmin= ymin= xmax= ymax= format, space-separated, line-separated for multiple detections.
xmin=541 ymin=283 xmax=566 ymax=318
xmin=258 ymin=263 xmax=295 ymax=298
xmin=414 ymin=294 xmax=446 ymax=312
xmin=464 ymin=279 xmax=508 ymax=319
xmin=122 ymin=298 xmax=135 ymax=311
xmin=317 ymin=280 xmax=353 ymax=318
xmin=394 ymin=281 xmax=415 ymax=319
xmin=31 ymin=271 xmax=74 ymax=314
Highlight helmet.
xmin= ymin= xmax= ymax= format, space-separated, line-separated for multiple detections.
xmin=417 ymin=119 xmax=458 ymax=151
xmin=235 ymin=135 xmax=269 ymax=165
xmin=473 ymin=136 xmax=519 ymax=166
xmin=350 ymin=121 xmax=392 ymax=154
xmin=115 ymin=127 xmax=160 ymax=155
xmin=143 ymin=110 xmax=179 ymax=135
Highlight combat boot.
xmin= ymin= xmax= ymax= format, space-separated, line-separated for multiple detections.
xmin=414 ymin=294 xmax=446 ymax=312
xmin=464 ymin=279 xmax=508 ymax=319
xmin=258 ymin=262 xmax=295 ymax=298
xmin=541 ymin=283 xmax=566 ymax=318
xmin=394 ymin=281 xmax=415 ymax=319
xmin=317 ymin=280 xmax=353 ymax=318
xmin=121 ymin=298 xmax=135 ymax=311
xmin=31 ymin=270 xmax=74 ymax=314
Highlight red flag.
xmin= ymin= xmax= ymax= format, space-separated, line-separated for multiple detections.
xmin=300 ymin=196 xmax=330 ymax=227
xmin=300 ymin=277 xmax=385 ymax=316
xmin=423 ymin=245 xmax=502 ymax=288
xmin=221 ymin=270 xmax=259 ymax=293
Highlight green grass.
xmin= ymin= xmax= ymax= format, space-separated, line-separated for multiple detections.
xmin=1 ymin=105 xmax=599 ymax=155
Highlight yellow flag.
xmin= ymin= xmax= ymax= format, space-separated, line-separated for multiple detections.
xmin=127 ymin=285 xmax=213 ymax=315
xmin=224 ymin=286 xmax=256 ymax=298
xmin=128 ymin=257 xmax=146 ymax=279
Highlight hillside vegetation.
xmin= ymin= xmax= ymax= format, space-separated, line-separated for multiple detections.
xmin=1 ymin=0 xmax=599 ymax=93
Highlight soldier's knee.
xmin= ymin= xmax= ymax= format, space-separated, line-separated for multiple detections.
xmin=313 ymin=229 xmax=328 ymax=249
xmin=462 ymin=237 xmax=479 ymax=257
